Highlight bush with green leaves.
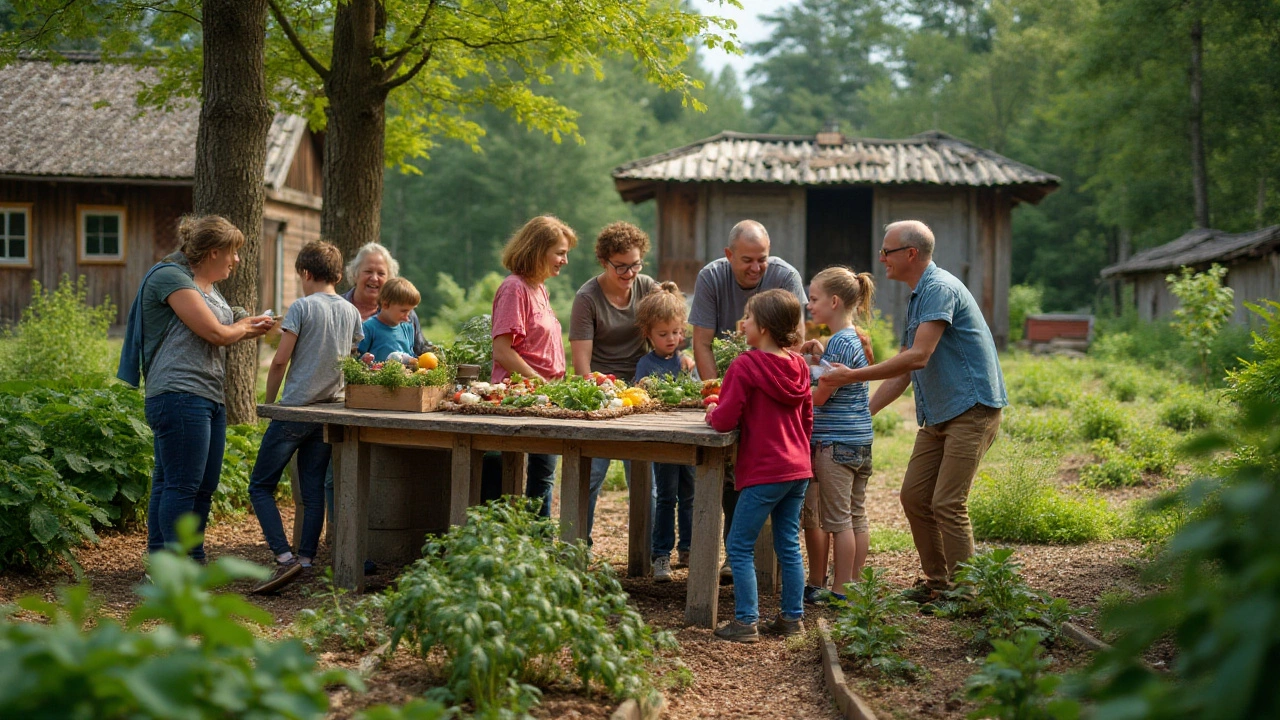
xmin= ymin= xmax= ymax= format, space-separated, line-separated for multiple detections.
xmin=829 ymin=567 xmax=921 ymax=680
xmin=295 ymin=568 xmax=389 ymax=652
xmin=1076 ymin=402 xmax=1280 ymax=718
xmin=0 ymin=516 xmax=358 ymax=718
xmin=964 ymin=629 xmax=1077 ymax=720
xmin=1156 ymin=389 xmax=1219 ymax=431
xmin=1166 ymin=263 xmax=1234 ymax=388
xmin=1001 ymin=408 xmax=1074 ymax=444
xmin=1006 ymin=360 xmax=1078 ymax=409
xmin=872 ymin=407 xmax=901 ymax=436
xmin=1125 ymin=425 xmax=1179 ymax=476
xmin=211 ymin=420 xmax=276 ymax=517
xmin=0 ymin=451 xmax=106 ymax=575
xmin=970 ymin=452 xmax=1116 ymax=545
xmin=861 ymin=307 xmax=898 ymax=364
xmin=386 ymin=499 xmax=671 ymax=718
xmin=1080 ymin=439 xmax=1144 ymax=489
xmin=1102 ymin=366 xmax=1142 ymax=402
xmin=1008 ymin=284 xmax=1044 ymax=344
xmin=1091 ymin=310 xmax=1254 ymax=387
xmin=1073 ymin=395 xmax=1128 ymax=442
xmin=1227 ymin=300 xmax=1280 ymax=407
xmin=934 ymin=549 xmax=1074 ymax=647
xmin=0 ymin=275 xmax=117 ymax=387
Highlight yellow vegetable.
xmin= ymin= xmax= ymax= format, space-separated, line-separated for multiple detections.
xmin=418 ymin=352 xmax=439 ymax=370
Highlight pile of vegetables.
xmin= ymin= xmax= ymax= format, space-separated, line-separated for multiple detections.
xmin=637 ymin=373 xmax=719 ymax=407
xmin=341 ymin=353 xmax=452 ymax=388
xmin=452 ymin=373 xmax=652 ymax=411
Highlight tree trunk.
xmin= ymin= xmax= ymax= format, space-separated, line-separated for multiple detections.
xmin=196 ymin=0 xmax=272 ymax=425
xmin=323 ymin=0 xmax=390 ymax=273
xmin=1189 ymin=16 xmax=1210 ymax=229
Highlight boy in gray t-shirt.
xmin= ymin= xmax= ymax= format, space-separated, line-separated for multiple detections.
xmin=249 ymin=241 xmax=364 ymax=594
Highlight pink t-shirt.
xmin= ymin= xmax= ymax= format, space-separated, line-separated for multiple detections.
xmin=490 ymin=274 xmax=566 ymax=384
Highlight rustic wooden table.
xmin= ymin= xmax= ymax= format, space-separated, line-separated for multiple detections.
xmin=256 ymin=403 xmax=750 ymax=628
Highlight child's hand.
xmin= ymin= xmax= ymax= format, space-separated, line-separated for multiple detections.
xmin=680 ymin=354 xmax=696 ymax=373
xmin=703 ymin=403 xmax=717 ymax=425
xmin=800 ymin=338 xmax=825 ymax=357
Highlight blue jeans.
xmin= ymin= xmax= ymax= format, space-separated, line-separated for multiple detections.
xmin=653 ymin=463 xmax=694 ymax=559
xmin=145 ymin=392 xmax=226 ymax=561
xmin=587 ymin=457 xmax=633 ymax=544
xmin=248 ymin=420 xmax=329 ymax=559
xmin=725 ymin=479 xmax=809 ymax=624
xmin=526 ymin=453 xmax=559 ymax=517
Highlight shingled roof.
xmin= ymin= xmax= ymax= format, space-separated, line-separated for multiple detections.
xmin=612 ymin=130 xmax=1060 ymax=204
xmin=0 ymin=57 xmax=307 ymax=188
xmin=1101 ymin=225 xmax=1280 ymax=278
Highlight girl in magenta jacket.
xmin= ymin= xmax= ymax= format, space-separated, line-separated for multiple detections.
xmin=705 ymin=289 xmax=813 ymax=642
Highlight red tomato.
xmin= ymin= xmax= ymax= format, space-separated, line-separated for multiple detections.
xmin=702 ymin=394 xmax=719 ymax=407
xmin=453 ymin=391 xmax=464 ymax=404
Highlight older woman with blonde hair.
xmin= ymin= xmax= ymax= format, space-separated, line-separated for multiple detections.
xmin=492 ymin=215 xmax=577 ymax=516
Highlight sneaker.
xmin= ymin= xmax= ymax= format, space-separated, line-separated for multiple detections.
xmin=719 ymin=562 xmax=733 ymax=584
xmin=252 ymin=559 xmax=302 ymax=594
xmin=675 ymin=550 xmax=690 ymax=569
xmin=804 ymin=584 xmax=835 ymax=605
xmin=653 ymin=556 xmax=673 ymax=583
xmin=900 ymin=580 xmax=943 ymax=604
xmin=761 ymin=613 xmax=805 ymax=637
xmin=713 ymin=619 xmax=759 ymax=643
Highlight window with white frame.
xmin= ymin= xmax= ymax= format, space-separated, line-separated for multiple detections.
xmin=0 ymin=206 xmax=30 ymax=265
xmin=78 ymin=207 xmax=126 ymax=262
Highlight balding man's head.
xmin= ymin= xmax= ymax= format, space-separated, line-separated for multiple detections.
xmin=724 ymin=220 xmax=771 ymax=289
xmin=728 ymin=220 xmax=770 ymax=252
xmin=884 ymin=220 xmax=935 ymax=257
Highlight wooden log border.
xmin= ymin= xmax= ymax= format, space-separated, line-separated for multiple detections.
xmin=816 ymin=618 xmax=880 ymax=720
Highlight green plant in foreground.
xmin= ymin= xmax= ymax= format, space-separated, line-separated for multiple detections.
xmin=386 ymin=498 xmax=672 ymax=717
xmin=830 ymin=567 xmax=921 ymax=680
xmin=935 ymin=549 xmax=1074 ymax=647
xmin=0 ymin=516 xmax=359 ymax=718
xmin=1227 ymin=300 xmax=1280 ymax=407
xmin=356 ymin=699 xmax=454 ymax=720
xmin=295 ymin=568 xmax=389 ymax=652
xmin=965 ymin=629 xmax=1078 ymax=720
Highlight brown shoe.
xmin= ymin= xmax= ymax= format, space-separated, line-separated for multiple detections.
xmin=674 ymin=550 xmax=690 ymax=569
xmin=713 ymin=619 xmax=759 ymax=643
xmin=761 ymin=613 xmax=805 ymax=637
xmin=252 ymin=559 xmax=302 ymax=594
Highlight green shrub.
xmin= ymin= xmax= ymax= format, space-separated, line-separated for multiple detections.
xmin=861 ymin=308 xmax=898 ymax=364
xmin=213 ymin=421 xmax=278 ymax=517
xmin=1119 ymin=493 xmax=1187 ymax=545
xmin=1080 ymin=439 xmax=1144 ymax=488
xmin=1102 ymin=367 xmax=1142 ymax=402
xmin=1157 ymin=389 xmax=1219 ymax=431
xmin=1166 ymin=264 xmax=1234 ymax=388
xmin=1007 ymin=360 xmax=1077 ymax=409
xmin=1091 ymin=312 xmax=1255 ymax=387
xmin=935 ymin=549 xmax=1074 ymax=647
xmin=1008 ymin=284 xmax=1044 ymax=344
xmin=0 ymin=276 xmax=117 ymax=387
xmin=970 ymin=453 xmax=1116 ymax=545
xmin=1227 ymin=300 xmax=1280 ymax=407
xmin=1074 ymin=396 xmax=1128 ymax=442
xmin=0 ymin=452 xmax=106 ymax=575
xmin=964 ymin=629 xmax=1076 ymax=720
xmin=872 ymin=408 xmax=902 ymax=436
xmin=1126 ymin=425 xmax=1179 ymax=476
xmin=830 ymin=567 xmax=920 ymax=679
xmin=386 ymin=499 xmax=670 ymax=717
xmin=0 ymin=517 xmax=358 ymax=718
xmin=295 ymin=568 xmax=389 ymax=652
xmin=1002 ymin=408 xmax=1074 ymax=444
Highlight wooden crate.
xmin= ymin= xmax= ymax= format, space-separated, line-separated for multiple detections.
xmin=345 ymin=384 xmax=449 ymax=413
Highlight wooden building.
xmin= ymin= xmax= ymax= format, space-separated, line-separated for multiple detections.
xmin=1100 ymin=225 xmax=1280 ymax=324
xmin=612 ymin=130 xmax=1060 ymax=346
xmin=0 ymin=57 xmax=324 ymax=326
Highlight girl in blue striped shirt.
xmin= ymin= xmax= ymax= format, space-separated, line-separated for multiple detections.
xmin=803 ymin=267 xmax=876 ymax=603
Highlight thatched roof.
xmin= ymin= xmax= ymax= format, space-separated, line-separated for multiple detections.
xmin=1100 ymin=225 xmax=1280 ymax=278
xmin=0 ymin=57 xmax=308 ymax=188
xmin=612 ymin=130 xmax=1060 ymax=204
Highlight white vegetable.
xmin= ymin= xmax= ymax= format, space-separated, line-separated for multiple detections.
xmin=609 ymin=398 xmax=624 ymax=408
xmin=459 ymin=392 xmax=482 ymax=405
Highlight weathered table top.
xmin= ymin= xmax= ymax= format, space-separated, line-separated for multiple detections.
xmin=257 ymin=402 xmax=738 ymax=447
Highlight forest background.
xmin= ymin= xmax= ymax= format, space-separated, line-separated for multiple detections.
xmin=384 ymin=0 xmax=1280 ymax=335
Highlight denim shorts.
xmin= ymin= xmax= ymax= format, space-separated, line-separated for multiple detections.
xmin=803 ymin=442 xmax=873 ymax=533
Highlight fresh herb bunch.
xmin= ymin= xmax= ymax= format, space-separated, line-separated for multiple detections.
xmin=386 ymin=499 xmax=672 ymax=717
xmin=542 ymin=375 xmax=609 ymax=410
xmin=341 ymin=357 xmax=452 ymax=388
xmin=441 ymin=314 xmax=493 ymax=381
xmin=712 ymin=331 xmax=749 ymax=376
xmin=500 ymin=393 xmax=542 ymax=408
xmin=830 ymin=567 xmax=921 ymax=680
xmin=641 ymin=373 xmax=703 ymax=405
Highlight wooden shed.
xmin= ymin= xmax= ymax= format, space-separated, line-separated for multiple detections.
xmin=612 ymin=130 xmax=1059 ymax=347
xmin=0 ymin=56 xmax=324 ymax=326
xmin=1099 ymin=225 xmax=1280 ymax=324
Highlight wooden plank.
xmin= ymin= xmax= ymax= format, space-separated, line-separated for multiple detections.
xmin=450 ymin=436 xmax=481 ymax=527
xmin=578 ymin=441 xmax=698 ymax=466
xmin=472 ymin=435 xmax=563 ymax=455
xmin=333 ymin=432 xmax=370 ymax=592
xmin=754 ymin=517 xmax=779 ymax=595
xmin=686 ymin=446 xmax=726 ymax=628
xmin=628 ymin=460 xmax=654 ymax=578
xmin=359 ymin=426 xmax=454 ymax=450
xmin=559 ymin=445 xmax=591 ymax=543
xmin=501 ymin=451 xmax=527 ymax=497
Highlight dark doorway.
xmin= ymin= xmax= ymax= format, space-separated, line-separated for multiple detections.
xmin=805 ymin=187 xmax=874 ymax=282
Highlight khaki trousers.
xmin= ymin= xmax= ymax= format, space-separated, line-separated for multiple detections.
xmin=900 ymin=404 xmax=1002 ymax=588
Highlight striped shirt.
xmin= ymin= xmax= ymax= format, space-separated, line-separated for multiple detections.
xmin=812 ymin=327 xmax=873 ymax=446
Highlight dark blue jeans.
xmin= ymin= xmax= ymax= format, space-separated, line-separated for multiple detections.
xmin=652 ymin=463 xmax=694 ymax=559
xmin=526 ymin=453 xmax=559 ymax=518
xmin=248 ymin=420 xmax=329 ymax=559
xmin=145 ymin=392 xmax=226 ymax=561
xmin=726 ymin=479 xmax=809 ymax=624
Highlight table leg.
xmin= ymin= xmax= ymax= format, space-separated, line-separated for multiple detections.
xmin=500 ymin=451 xmax=527 ymax=497
xmin=628 ymin=460 xmax=654 ymax=578
xmin=559 ymin=445 xmax=591 ymax=543
xmin=755 ymin=517 xmax=779 ymax=594
xmin=450 ymin=436 xmax=483 ymax=526
xmin=332 ymin=428 xmax=370 ymax=592
xmin=686 ymin=446 xmax=726 ymax=628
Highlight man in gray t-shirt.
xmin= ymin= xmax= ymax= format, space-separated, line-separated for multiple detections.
xmin=278 ymin=293 xmax=364 ymax=406
xmin=689 ymin=220 xmax=808 ymax=380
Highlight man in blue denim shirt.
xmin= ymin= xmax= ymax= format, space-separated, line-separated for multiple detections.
xmin=819 ymin=220 xmax=1006 ymax=603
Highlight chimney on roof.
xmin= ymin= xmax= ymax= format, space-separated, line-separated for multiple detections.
xmin=816 ymin=119 xmax=845 ymax=147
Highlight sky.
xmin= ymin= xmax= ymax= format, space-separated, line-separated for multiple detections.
xmin=689 ymin=0 xmax=798 ymax=91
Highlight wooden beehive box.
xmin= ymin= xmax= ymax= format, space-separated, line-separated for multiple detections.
xmin=345 ymin=384 xmax=449 ymax=413
xmin=1024 ymin=313 xmax=1094 ymax=344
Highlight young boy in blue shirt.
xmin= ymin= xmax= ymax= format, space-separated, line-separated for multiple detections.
xmin=357 ymin=277 xmax=420 ymax=361
xmin=250 ymin=241 xmax=363 ymax=594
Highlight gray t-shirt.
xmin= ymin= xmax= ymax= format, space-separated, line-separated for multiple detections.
xmin=145 ymin=280 xmax=233 ymax=404
xmin=569 ymin=274 xmax=657 ymax=378
xmin=688 ymin=256 xmax=807 ymax=335
xmin=140 ymin=256 xmax=197 ymax=374
xmin=280 ymin=292 xmax=364 ymax=406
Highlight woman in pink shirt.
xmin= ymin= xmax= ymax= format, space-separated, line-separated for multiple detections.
xmin=491 ymin=215 xmax=577 ymax=516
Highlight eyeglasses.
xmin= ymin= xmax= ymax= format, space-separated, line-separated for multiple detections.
xmin=879 ymin=245 xmax=912 ymax=258
xmin=608 ymin=260 xmax=644 ymax=275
